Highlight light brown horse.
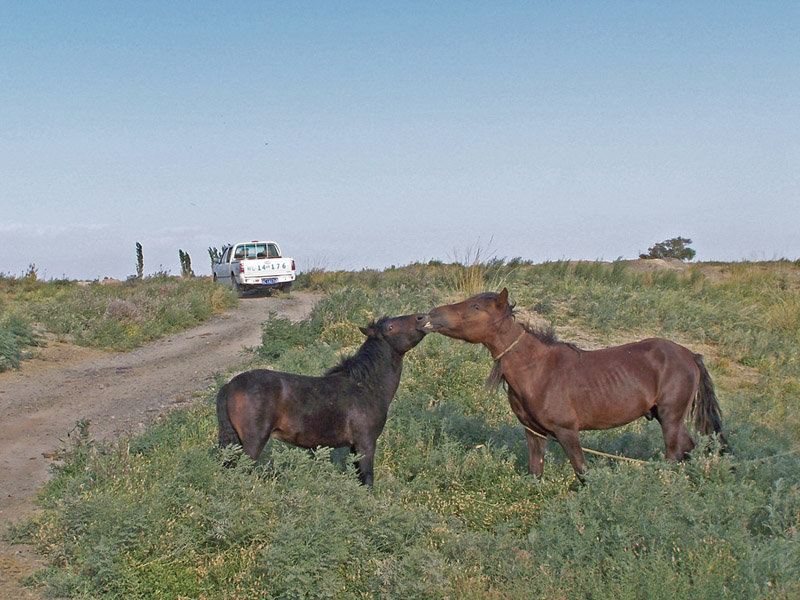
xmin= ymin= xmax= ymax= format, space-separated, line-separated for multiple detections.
xmin=419 ymin=288 xmax=730 ymax=480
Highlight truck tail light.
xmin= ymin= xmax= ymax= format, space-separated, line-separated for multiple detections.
xmin=291 ymin=260 xmax=296 ymax=271
xmin=239 ymin=262 xmax=244 ymax=274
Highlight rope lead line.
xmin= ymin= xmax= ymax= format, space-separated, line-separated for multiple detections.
xmin=522 ymin=424 xmax=800 ymax=467
xmin=493 ymin=330 xmax=527 ymax=361
xmin=522 ymin=424 xmax=649 ymax=465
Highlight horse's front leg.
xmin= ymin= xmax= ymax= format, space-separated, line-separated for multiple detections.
xmin=508 ymin=389 xmax=548 ymax=477
xmin=351 ymin=441 xmax=376 ymax=486
xmin=524 ymin=429 xmax=547 ymax=478
xmin=551 ymin=426 xmax=588 ymax=483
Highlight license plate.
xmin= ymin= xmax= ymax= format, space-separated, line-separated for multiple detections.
xmin=261 ymin=278 xmax=277 ymax=285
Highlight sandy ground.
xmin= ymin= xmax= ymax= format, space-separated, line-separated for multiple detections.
xmin=0 ymin=291 xmax=318 ymax=599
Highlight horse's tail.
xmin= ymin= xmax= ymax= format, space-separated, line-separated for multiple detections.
xmin=216 ymin=382 xmax=242 ymax=449
xmin=690 ymin=354 xmax=731 ymax=453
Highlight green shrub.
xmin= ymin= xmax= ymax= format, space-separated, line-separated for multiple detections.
xmin=257 ymin=311 xmax=317 ymax=361
xmin=0 ymin=311 xmax=41 ymax=371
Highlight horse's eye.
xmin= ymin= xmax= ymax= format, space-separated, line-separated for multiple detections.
xmin=472 ymin=304 xmax=480 ymax=310
xmin=387 ymin=325 xmax=394 ymax=331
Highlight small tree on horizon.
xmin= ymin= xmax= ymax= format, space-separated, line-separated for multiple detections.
xmin=639 ymin=236 xmax=696 ymax=261
xmin=135 ymin=242 xmax=144 ymax=279
xmin=178 ymin=249 xmax=194 ymax=278
xmin=208 ymin=246 xmax=221 ymax=271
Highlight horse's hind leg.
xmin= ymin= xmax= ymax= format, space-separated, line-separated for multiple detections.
xmin=234 ymin=419 xmax=272 ymax=462
xmin=660 ymin=420 xmax=695 ymax=461
xmin=239 ymin=432 xmax=271 ymax=462
xmin=226 ymin=388 xmax=276 ymax=462
xmin=676 ymin=424 xmax=696 ymax=459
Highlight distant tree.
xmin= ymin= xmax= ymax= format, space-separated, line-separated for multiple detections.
xmin=135 ymin=242 xmax=144 ymax=279
xmin=178 ymin=249 xmax=194 ymax=278
xmin=639 ymin=236 xmax=696 ymax=261
xmin=208 ymin=246 xmax=221 ymax=271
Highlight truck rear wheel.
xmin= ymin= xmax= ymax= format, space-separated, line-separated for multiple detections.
xmin=281 ymin=282 xmax=292 ymax=295
xmin=231 ymin=278 xmax=244 ymax=298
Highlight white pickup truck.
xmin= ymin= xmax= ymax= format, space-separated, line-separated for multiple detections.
xmin=213 ymin=241 xmax=296 ymax=296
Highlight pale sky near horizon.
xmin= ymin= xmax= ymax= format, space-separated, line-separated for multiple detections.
xmin=2 ymin=2 xmax=799 ymax=281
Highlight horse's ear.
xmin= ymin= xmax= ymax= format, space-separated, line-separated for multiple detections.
xmin=359 ymin=325 xmax=374 ymax=337
xmin=496 ymin=288 xmax=509 ymax=307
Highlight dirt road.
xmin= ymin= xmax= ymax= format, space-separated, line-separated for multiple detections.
xmin=0 ymin=291 xmax=318 ymax=599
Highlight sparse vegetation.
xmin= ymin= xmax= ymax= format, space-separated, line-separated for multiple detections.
xmin=0 ymin=274 xmax=237 ymax=357
xmin=8 ymin=259 xmax=800 ymax=598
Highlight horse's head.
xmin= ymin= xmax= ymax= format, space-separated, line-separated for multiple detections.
xmin=419 ymin=288 xmax=512 ymax=343
xmin=360 ymin=313 xmax=429 ymax=353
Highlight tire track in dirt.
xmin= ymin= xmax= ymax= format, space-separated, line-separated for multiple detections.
xmin=0 ymin=291 xmax=318 ymax=599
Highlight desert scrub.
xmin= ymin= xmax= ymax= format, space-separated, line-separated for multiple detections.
xmin=48 ymin=278 xmax=235 ymax=350
xmin=13 ymin=261 xmax=800 ymax=599
xmin=17 ymin=409 xmax=478 ymax=600
xmin=295 ymin=262 xmax=445 ymax=296
xmin=17 ymin=381 xmax=800 ymax=599
xmin=18 ymin=276 xmax=238 ymax=351
xmin=518 ymin=261 xmax=800 ymax=361
xmin=521 ymin=458 xmax=791 ymax=599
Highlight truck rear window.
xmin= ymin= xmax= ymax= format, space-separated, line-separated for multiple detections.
xmin=234 ymin=243 xmax=279 ymax=260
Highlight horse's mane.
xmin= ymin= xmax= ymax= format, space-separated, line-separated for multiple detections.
xmin=324 ymin=317 xmax=393 ymax=383
xmin=486 ymin=311 xmax=581 ymax=393
xmin=519 ymin=321 xmax=582 ymax=353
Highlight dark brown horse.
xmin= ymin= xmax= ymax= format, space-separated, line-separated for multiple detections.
xmin=420 ymin=288 xmax=729 ymax=480
xmin=217 ymin=314 xmax=428 ymax=485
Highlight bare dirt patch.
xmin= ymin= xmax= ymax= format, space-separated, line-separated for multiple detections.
xmin=0 ymin=291 xmax=318 ymax=599
xmin=596 ymin=258 xmax=730 ymax=283
xmin=623 ymin=257 xmax=690 ymax=273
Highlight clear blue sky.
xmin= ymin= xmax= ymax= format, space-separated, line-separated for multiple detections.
xmin=2 ymin=2 xmax=798 ymax=280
